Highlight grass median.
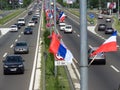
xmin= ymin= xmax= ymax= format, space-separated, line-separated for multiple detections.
xmin=40 ymin=14 xmax=71 ymax=90
xmin=0 ymin=9 xmax=24 ymax=25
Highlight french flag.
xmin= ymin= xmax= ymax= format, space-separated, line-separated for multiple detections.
xmin=49 ymin=32 xmax=73 ymax=63
xmin=59 ymin=12 xmax=66 ymax=22
xmin=91 ymin=31 xmax=117 ymax=56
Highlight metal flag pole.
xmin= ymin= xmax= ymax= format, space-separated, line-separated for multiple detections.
xmin=79 ymin=0 xmax=88 ymax=90
xmin=88 ymin=54 xmax=98 ymax=66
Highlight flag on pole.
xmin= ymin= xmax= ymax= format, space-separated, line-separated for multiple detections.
xmin=91 ymin=31 xmax=117 ymax=56
xmin=49 ymin=32 xmax=73 ymax=63
xmin=59 ymin=12 xmax=66 ymax=22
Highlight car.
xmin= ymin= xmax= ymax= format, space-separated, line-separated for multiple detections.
xmin=98 ymin=24 xmax=106 ymax=31
xmin=24 ymin=27 xmax=33 ymax=34
xmin=64 ymin=25 xmax=73 ymax=33
xmin=14 ymin=23 xmax=21 ymax=29
xmin=28 ymin=21 xmax=35 ymax=27
xmin=98 ymin=15 xmax=103 ymax=19
xmin=14 ymin=41 xmax=29 ymax=54
xmin=28 ymin=11 xmax=33 ymax=15
xmin=88 ymin=47 xmax=106 ymax=65
xmin=106 ymin=18 xmax=111 ymax=22
xmin=59 ymin=22 xmax=66 ymax=30
xmin=32 ymin=16 xmax=38 ymax=24
xmin=18 ymin=18 xmax=26 ymax=26
xmin=10 ymin=25 xmax=18 ymax=32
xmin=105 ymin=27 xmax=114 ymax=34
xmin=3 ymin=55 xmax=25 ymax=75
xmin=35 ymin=12 xmax=40 ymax=18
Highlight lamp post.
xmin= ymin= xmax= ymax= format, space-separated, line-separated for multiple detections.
xmin=118 ymin=0 xmax=119 ymax=19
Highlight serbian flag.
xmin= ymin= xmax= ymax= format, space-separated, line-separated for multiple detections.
xmin=91 ymin=31 xmax=117 ymax=56
xmin=49 ymin=32 xmax=73 ymax=63
xmin=59 ymin=12 xmax=66 ymax=22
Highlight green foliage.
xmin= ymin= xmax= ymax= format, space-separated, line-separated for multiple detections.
xmin=0 ymin=9 xmax=24 ymax=25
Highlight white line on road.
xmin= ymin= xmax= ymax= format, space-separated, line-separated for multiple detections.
xmin=3 ymin=53 xmax=7 ymax=58
xmin=10 ymin=44 xmax=14 ymax=48
xmin=18 ymin=35 xmax=21 ymax=38
xmin=15 ymin=39 xmax=18 ymax=42
xmin=110 ymin=65 xmax=120 ymax=72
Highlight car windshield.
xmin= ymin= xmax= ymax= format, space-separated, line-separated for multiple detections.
xmin=6 ymin=56 xmax=22 ymax=62
xmin=11 ymin=25 xmax=17 ymax=28
xmin=66 ymin=26 xmax=71 ymax=29
xmin=16 ymin=42 xmax=27 ymax=46
xmin=25 ymin=27 xmax=31 ymax=30
xmin=18 ymin=19 xmax=24 ymax=21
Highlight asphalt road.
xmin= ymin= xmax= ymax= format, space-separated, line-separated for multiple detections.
xmin=0 ymin=3 xmax=41 ymax=90
xmin=57 ymin=7 xmax=120 ymax=90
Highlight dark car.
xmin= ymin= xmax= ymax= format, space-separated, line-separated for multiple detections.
xmin=105 ymin=27 xmax=114 ymax=34
xmin=88 ymin=47 xmax=106 ymax=65
xmin=3 ymin=55 xmax=25 ymax=75
xmin=98 ymin=24 xmax=106 ymax=31
xmin=24 ymin=27 xmax=33 ymax=34
xmin=28 ymin=11 xmax=33 ymax=15
xmin=32 ymin=16 xmax=38 ymax=24
xmin=14 ymin=41 xmax=29 ymax=54
xmin=14 ymin=23 xmax=21 ymax=29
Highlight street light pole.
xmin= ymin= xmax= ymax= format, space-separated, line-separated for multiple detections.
xmin=79 ymin=0 xmax=88 ymax=90
xmin=118 ymin=0 xmax=119 ymax=19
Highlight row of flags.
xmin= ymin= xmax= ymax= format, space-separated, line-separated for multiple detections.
xmin=45 ymin=8 xmax=66 ymax=22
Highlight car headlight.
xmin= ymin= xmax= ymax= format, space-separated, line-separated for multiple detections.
xmin=4 ymin=65 xmax=8 ymax=68
xmin=18 ymin=64 xmax=23 ymax=67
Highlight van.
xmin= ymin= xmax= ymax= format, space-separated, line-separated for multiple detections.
xmin=59 ymin=22 xmax=65 ymax=30
xmin=18 ymin=18 xmax=25 ymax=26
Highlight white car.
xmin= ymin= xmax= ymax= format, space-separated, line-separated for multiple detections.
xmin=28 ymin=21 xmax=35 ymax=27
xmin=59 ymin=22 xmax=66 ymax=30
xmin=35 ymin=12 xmax=40 ymax=17
xmin=98 ymin=15 xmax=103 ymax=19
xmin=18 ymin=18 xmax=25 ymax=26
xmin=10 ymin=25 xmax=18 ymax=32
xmin=106 ymin=18 xmax=111 ymax=22
xmin=64 ymin=25 xmax=73 ymax=33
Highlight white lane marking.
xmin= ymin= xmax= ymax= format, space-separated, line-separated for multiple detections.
xmin=15 ymin=39 xmax=18 ymax=42
xmin=3 ymin=53 xmax=7 ymax=57
xmin=73 ymin=30 xmax=76 ymax=33
xmin=21 ymin=32 xmax=23 ymax=34
xmin=18 ymin=35 xmax=21 ymax=38
xmin=10 ymin=44 xmax=14 ymax=48
xmin=77 ymin=34 xmax=80 ymax=37
xmin=110 ymin=65 xmax=120 ymax=72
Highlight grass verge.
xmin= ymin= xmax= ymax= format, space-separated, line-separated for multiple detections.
xmin=40 ymin=13 xmax=71 ymax=90
xmin=0 ymin=9 xmax=24 ymax=25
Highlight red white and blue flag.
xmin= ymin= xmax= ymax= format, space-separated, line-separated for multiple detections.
xmin=49 ymin=32 xmax=73 ymax=63
xmin=91 ymin=31 xmax=117 ymax=56
xmin=59 ymin=12 xmax=66 ymax=22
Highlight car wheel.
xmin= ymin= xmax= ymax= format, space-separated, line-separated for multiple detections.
xmin=4 ymin=70 xmax=7 ymax=75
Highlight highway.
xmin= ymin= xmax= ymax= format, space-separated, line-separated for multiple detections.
xmin=57 ymin=6 xmax=120 ymax=90
xmin=0 ymin=2 xmax=41 ymax=90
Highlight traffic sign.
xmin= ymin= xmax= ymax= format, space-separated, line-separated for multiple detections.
xmin=89 ymin=13 xmax=94 ymax=19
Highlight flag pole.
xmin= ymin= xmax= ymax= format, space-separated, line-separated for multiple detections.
xmin=88 ymin=54 xmax=98 ymax=66
xmin=79 ymin=0 xmax=88 ymax=90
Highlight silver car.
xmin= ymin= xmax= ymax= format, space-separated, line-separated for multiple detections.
xmin=88 ymin=47 xmax=106 ymax=65
xmin=14 ymin=41 xmax=29 ymax=54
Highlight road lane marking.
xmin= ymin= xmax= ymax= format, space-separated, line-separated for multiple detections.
xmin=15 ymin=39 xmax=18 ymax=42
xmin=110 ymin=65 xmax=120 ymax=72
xmin=18 ymin=35 xmax=21 ymax=38
xmin=3 ymin=53 xmax=7 ymax=58
xmin=21 ymin=31 xmax=23 ymax=34
xmin=10 ymin=44 xmax=14 ymax=48
xmin=77 ymin=34 xmax=80 ymax=37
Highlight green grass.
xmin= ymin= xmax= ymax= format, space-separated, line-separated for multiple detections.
xmin=68 ymin=8 xmax=97 ymax=25
xmin=0 ymin=9 xmax=24 ymax=25
xmin=113 ymin=16 xmax=120 ymax=32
